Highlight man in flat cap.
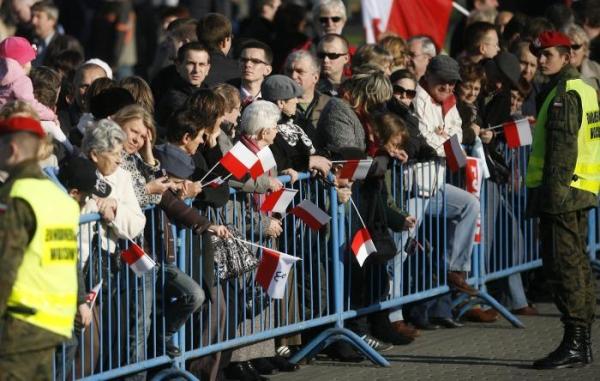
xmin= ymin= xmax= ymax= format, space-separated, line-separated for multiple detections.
xmin=0 ymin=116 xmax=80 ymax=380
xmin=527 ymin=30 xmax=600 ymax=369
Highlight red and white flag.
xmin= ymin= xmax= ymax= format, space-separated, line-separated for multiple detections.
xmin=337 ymin=159 xmax=373 ymax=181
xmin=256 ymin=248 xmax=300 ymax=299
xmin=503 ymin=118 xmax=532 ymax=149
xmin=443 ymin=134 xmax=467 ymax=172
xmin=249 ymin=146 xmax=277 ymax=179
xmin=361 ymin=0 xmax=453 ymax=49
xmin=260 ymin=188 xmax=298 ymax=214
xmin=121 ymin=240 xmax=156 ymax=276
xmin=290 ymin=199 xmax=331 ymax=230
xmin=85 ymin=280 xmax=102 ymax=308
xmin=219 ymin=141 xmax=258 ymax=180
xmin=351 ymin=228 xmax=377 ymax=267
xmin=206 ymin=176 xmax=225 ymax=188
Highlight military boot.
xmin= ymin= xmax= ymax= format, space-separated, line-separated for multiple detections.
xmin=533 ymin=325 xmax=588 ymax=369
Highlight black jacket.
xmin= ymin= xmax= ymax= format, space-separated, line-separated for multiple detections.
xmin=156 ymin=74 xmax=206 ymax=129
xmin=204 ymin=50 xmax=240 ymax=87
xmin=387 ymin=98 xmax=438 ymax=162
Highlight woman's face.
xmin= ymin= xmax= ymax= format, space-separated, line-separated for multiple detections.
xmin=457 ymin=80 xmax=481 ymax=105
xmin=510 ymin=89 xmax=524 ymax=115
xmin=223 ymin=103 xmax=241 ymax=126
xmin=91 ymin=143 xmax=123 ymax=176
xmin=121 ymin=118 xmax=148 ymax=154
xmin=392 ymin=78 xmax=417 ymax=107
xmin=569 ymin=37 xmax=587 ymax=69
xmin=259 ymin=124 xmax=278 ymax=146
xmin=183 ymin=130 xmax=205 ymax=155
xmin=518 ymin=48 xmax=538 ymax=83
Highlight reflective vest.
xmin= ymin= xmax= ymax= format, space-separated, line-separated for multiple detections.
xmin=7 ymin=178 xmax=80 ymax=338
xmin=526 ymin=78 xmax=600 ymax=194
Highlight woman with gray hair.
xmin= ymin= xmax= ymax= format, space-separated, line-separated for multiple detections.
xmin=563 ymin=23 xmax=600 ymax=91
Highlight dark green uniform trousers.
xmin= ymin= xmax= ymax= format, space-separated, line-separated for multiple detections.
xmin=540 ymin=210 xmax=596 ymax=327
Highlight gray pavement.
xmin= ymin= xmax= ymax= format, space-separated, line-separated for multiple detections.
xmin=271 ymin=301 xmax=600 ymax=381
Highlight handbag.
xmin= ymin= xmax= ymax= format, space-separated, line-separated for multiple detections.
xmin=363 ymin=181 xmax=398 ymax=264
xmin=210 ymin=225 xmax=259 ymax=280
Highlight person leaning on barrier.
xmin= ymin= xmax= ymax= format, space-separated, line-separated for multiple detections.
xmin=0 ymin=116 xmax=80 ymax=381
xmin=526 ymin=30 xmax=600 ymax=370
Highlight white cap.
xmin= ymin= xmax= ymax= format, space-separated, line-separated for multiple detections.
xmin=84 ymin=58 xmax=113 ymax=79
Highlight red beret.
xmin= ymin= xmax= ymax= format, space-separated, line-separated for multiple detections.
xmin=0 ymin=117 xmax=45 ymax=138
xmin=531 ymin=31 xmax=572 ymax=52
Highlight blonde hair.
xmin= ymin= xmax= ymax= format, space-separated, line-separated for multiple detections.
xmin=112 ymin=104 xmax=157 ymax=144
xmin=212 ymin=83 xmax=241 ymax=112
xmin=378 ymin=34 xmax=409 ymax=70
xmin=119 ymin=76 xmax=155 ymax=115
xmin=340 ymin=65 xmax=393 ymax=113
xmin=351 ymin=44 xmax=393 ymax=72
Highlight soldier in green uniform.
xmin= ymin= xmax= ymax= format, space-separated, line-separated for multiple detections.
xmin=526 ymin=31 xmax=600 ymax=369
xmin=0 ymin=116 xmax=80 ymax=380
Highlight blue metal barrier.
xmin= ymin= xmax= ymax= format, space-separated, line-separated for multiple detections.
xmin=51 ymin=145 xmax=600 ymax=380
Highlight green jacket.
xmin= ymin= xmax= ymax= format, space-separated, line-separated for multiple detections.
xmin=526 ymin=65 xmax=599 ymax=216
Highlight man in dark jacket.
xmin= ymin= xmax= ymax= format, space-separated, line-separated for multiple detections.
xmin=156 ymin=42 xmax=210 ymax=129
xmin=526 ymin=31 xmax=600 ymax=369
xmin=197 ymin=13 xmax=239 ymax=87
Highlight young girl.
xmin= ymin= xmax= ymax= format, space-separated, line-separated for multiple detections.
xmin=0 ymin=36 xmax=57 ymax=122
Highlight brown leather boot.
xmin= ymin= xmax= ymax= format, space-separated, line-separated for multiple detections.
xmin=391 ymin=320 xmax=421 ymax=338
xmin=463 ymin=307 xmax=499 ymax=323
xmin=447 ymin=271 xmax=478 ymax=296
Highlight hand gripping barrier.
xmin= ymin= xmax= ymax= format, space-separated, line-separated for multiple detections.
xmin=51 ymin=145 xmax=600 ymax=379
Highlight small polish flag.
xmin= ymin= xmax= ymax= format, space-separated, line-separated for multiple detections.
xmin=337 ymin=159 xmax=373 ymax=180
xmin=503 ymin=118 xmax=532 ymax=149
xmin=249 ymin=146 xmax=277 ymax=179
xmin=256 ymin=248 xmax=300 ymax=299
xmin=351 ymin=227 xmax=377 ymax=267
xmin=206 ymin=176 xmax=225 ymax=188
xmin=85 ymin=280 xmax=102 ymax=308
xmin=260 ymin=188 xmax=298 ymax=214
xmin=290 ymin=200 xmax=331 ymax=230
xmin=443 ymin=134 xmax=467 ymax=172
xmin=219 ymin=141 xmax=259 ymax=180
xmin=121 ymin=240 xmax=156 ymax=276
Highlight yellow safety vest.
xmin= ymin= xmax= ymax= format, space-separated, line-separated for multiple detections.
xmin=7 ymin=178 xmax=80 ymax=338
xmin=526 ymin=78 xmax=600 ymax=194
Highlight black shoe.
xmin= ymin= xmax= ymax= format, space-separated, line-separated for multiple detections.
xmin=533 ymin=325 xmax=589 ymax=369
xmin=269 ymin=356 xmax=300 ymax=372
xmin=430 ymin=317 xmax=464 ymax=329
xmin=250 ymin=358 xmax=278 ymax=375
xmin=225 ymin=362 xmax=267 ymax=381
xmin=323 ymin=341 xmax=364 ymax=362
xmin=361 ymin=334 xmax=394 ymax=352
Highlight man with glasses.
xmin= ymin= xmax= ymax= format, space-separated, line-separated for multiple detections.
xmin=228 ymin=39 xmax=273 ymax=108
xmin=316 ymin=34 xmax=349 ymax=96
xmin=313 ymin=0 xmax=347 ymax=37
xmin=157 ymin=41 xmax=211 ymax=127
xmin=407 ymin=35 xmax=437 ymax=81
xmin=409 ymin=55 xmax=480 ymax=330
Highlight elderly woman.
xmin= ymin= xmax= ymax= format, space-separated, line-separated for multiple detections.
xmin=564 ymin=23 xmax=600 ymax=91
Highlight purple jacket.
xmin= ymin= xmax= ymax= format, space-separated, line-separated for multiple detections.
xmin=0 ymin=58 xmax=56 ymax=121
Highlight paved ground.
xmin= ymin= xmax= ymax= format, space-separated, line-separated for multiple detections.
xmin=270 ymin=301 xmax=600 ymax=381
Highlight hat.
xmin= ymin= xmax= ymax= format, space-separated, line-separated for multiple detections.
xmin=58 ymin=156 xmax=112 ymax=197
xmin=84 ymin=58 xmax=113 ymax=79
xmin=531 ymin=31 xmax=572 ymax=53
xmin=493 ymin=52 xmax=522 ymax=91
xmin=153 ymin=143 xmax=195 ymax=180
xmin=0 ymin=37 xmax=36 ymax=66
xmin=426 ymin=55 xmax=461 ymax=83
xmin=89 ymin=88 xmax=135 ymax=119
xmin=261 ymin=75 xmax=303 ymax=102
xmin=0 ymin=116 xmax=45 ymax=138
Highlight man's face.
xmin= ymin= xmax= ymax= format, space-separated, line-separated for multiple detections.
xmin=176 ymin=49 xmax=211 ymax=87
xmin=318 ymin=39 xmax=348 ymax=80
xmin=408 ymin=40 xmax=432 ymax=80
xmin=425 ymin=74 xmax=456 ymax=104
xmin=318 ymin=7 xmax=346 ymax=36
xmin=240 ymin=48 xmax=272 ymax=83
xmin=31 ymin=10 xmax=56 ymax=39
xmin=287 ymin=57 xmax=319 ymax=96
xmin=519 ymin=48 xmax=538 ymax=83
xmin=75 ymin=66 xmax=107 ymax=109
xmin=537 ymin=47 xmax=569 ymax=76
xmin=481 ymin=30 xmax=500 ymax=59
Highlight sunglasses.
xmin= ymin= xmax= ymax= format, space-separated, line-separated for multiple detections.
xmin=393 ymin=85 xmax=417 ymax=98
xmin=571 ymin=44 xmax=583 ymax=51
xmin=239 ymin=57 xmax=269 ymax=66
xmin=317 ymin=51 xmax=347 ymax=60
xmin=319 ymin=16 xmax=342 ymax=23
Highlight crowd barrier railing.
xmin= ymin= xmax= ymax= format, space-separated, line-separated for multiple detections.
xmin=52 ymin=145 xmax=600 ymax=380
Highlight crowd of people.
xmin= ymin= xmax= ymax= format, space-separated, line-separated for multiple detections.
xmin=0 ymin=0 xmax=599 ymax=380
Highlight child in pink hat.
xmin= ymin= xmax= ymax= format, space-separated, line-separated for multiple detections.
xmin=0 ymin=36 xmax=57 ymax=121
